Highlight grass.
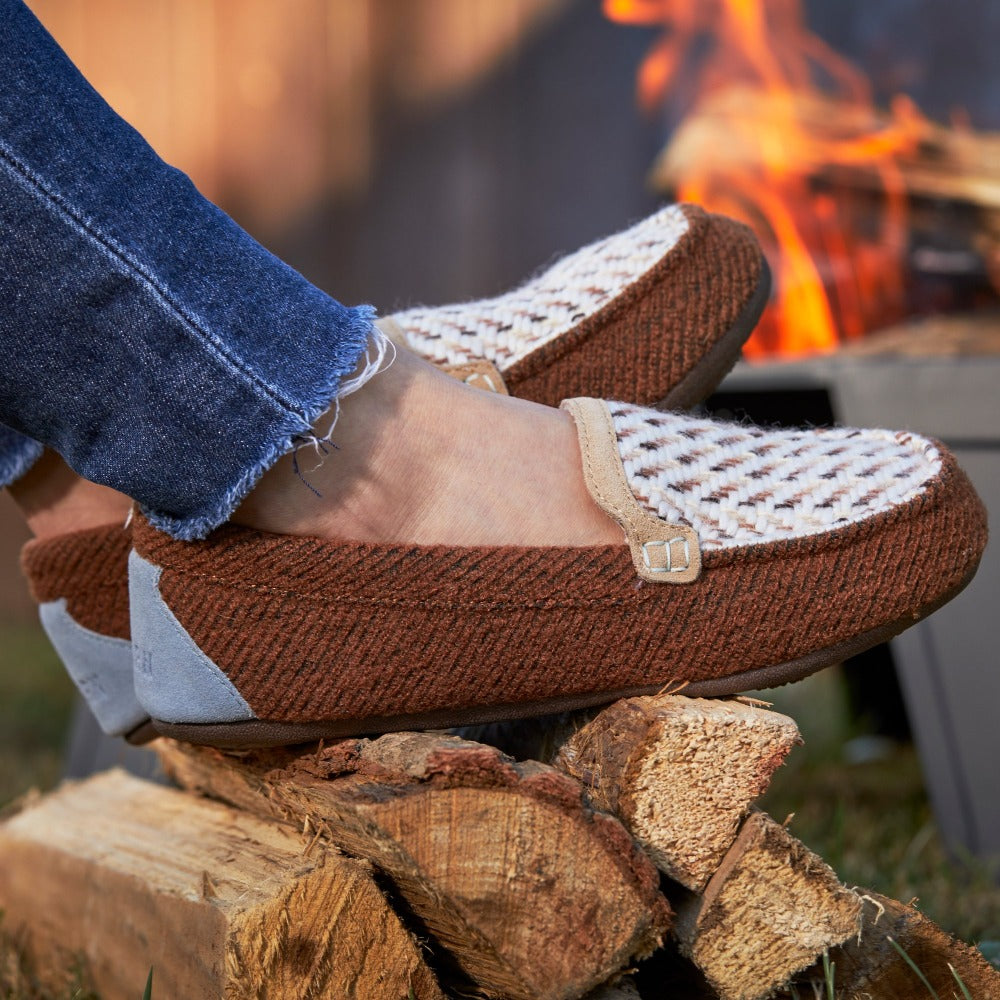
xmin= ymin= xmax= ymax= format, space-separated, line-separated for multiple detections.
xmin=0 ymin=623 xmax=76 ymax=811
xmin=0 ymin=626 xmax=82 ymax=1000
xmin=756 ymin=670 xmax=1000 ymax=947
xmin=0 ymin=912 xmax=98 ymax=1000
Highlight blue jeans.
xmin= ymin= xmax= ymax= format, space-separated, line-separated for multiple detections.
xmin=0 ymin=0 xmax=376 ymax=539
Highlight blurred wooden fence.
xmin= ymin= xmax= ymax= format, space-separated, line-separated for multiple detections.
xmin=27 ymin=0 xmax=569 ymax=234
xmin=2 ymin=0 xmax=573 ymax=622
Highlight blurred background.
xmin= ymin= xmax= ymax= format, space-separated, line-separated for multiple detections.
xmin=1 ymin=0 xmax=998 ymax=948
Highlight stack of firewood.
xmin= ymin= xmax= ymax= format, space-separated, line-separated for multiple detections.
xmin=0 ymin=695 xmax=996 ymax=999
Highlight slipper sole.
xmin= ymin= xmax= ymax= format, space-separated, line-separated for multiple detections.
xmin=658 ymin=256 xmax=770 ymax=411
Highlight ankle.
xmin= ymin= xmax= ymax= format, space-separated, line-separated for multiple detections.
xmin=7 ymin=450 xmax=132 ymax=539
xmin=233 ymin=348 xmax=621 ymax=547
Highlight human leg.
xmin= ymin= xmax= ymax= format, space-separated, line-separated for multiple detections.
xmin=0 ymin=0 xmax=766 ymax=543
xmin=1 ymin=178 xmax=765 ymax=733
xmin=2 ymin=0 xmax=765 ymax=547
xmin=0 ymin=0 xmax=378 ymax=540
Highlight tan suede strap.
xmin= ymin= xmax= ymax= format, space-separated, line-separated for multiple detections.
xmin=442 ymin=360 xmax=509 ymax=395
xmin=561 ymin=398 xmax=701 ymax=584
xmin=375 ymin=316 xmax=509 ymax=394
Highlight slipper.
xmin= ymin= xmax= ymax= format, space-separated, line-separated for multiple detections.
xmin=23 ymin=204 xmax=766 ymax=742
xmin=381 ymin=204 xmax=769 ymax=408
xmin=20 ymin=525 xmax=153 ymax=742
xmin=127 ymin=400 xmax=986 ymax=748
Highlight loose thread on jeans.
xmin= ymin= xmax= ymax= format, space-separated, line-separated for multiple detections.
xmin=286 ymin=326 xmax=396 ymax=497
xmin=291 ymin=439 xmax=333 ymax=498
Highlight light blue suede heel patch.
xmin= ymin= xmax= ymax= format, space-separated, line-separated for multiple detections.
xmin=128 ymin=550 xmax=255 ymax=725
xmin=38 ymin=599 xmax=145 ymax=737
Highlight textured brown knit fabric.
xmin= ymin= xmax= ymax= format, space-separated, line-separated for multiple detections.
xmin=21 ymin=524 xmax=132 ymax=639
xmin=132 ymin=451 xmax=985 ymax=729
xmin=503 ymin=206 xmax=764 ymax=408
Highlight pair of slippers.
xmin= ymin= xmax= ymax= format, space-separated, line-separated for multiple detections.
xmin=22 ymin=205 xmax=986 ymax=747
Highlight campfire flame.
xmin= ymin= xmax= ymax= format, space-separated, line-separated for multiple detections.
xmin=605 ymin=0 xmax=934 ymax=358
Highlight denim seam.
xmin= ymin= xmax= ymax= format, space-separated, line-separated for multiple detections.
xmin=0 ymin=140 xmax=303 ymax=418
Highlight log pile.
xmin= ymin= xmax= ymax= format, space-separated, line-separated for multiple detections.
xmin=0 ymin=771 xmax=444 ymax=999
xmin=1 ymin=694 xmax=997 ymax=999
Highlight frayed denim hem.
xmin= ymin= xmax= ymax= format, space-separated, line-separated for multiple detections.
xmin=0 ymin=426 xmax=43 ymax=489
xmin=143 ymin=307 xmax=384 ymax=541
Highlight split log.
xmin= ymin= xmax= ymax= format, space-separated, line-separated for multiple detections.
xmin=0 ymin=769 xmax=444 ymax=1000
xmin=836 ymin=309 xmax=1000 ymax=358
xmin=673 ymin=811 xmax=862 ymax=1000
xmin=554 ymin=696 xmax=802 ymax=891
xmin=157 ymin=732 xmax=670 ymax=1000
xmin=789 ymin=891 xmax=1000 ymax=999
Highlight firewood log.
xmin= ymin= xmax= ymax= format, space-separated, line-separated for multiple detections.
xmin=673 ymin=811 xmax=862 ymax=1000
xmin=157 ymin=732 xmax=670 ymax=1000
xmin=553 ymin=696 xmax=802 ymax=891
xmin=583 ymin=975 xmax=642 ymax=999
xmin=653 ymin=86 xmax=1000 ymax=309
xmin=652 ymin=87 xmax=1000 ymax=212
xmin=790 ymin=890 xmax=1000 ymax=999
xmin=0 ymin=770 xmax=444 ymax=1000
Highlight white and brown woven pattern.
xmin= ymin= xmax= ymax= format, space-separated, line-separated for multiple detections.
xmin=608 ymin=404 xmax=942 ymax=550
xmin=391 ymin=206 xmax=690 ymax=371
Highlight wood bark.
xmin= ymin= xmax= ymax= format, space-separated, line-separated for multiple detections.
xmin=157 ymin=732 xmax=670 ymax=1000
xmin=790 ymin=891 xmax=1000 ymax=999
xmin=553 ymin=696 xmax=802 ymax=891
xmin=0 ymin=770 xmax=443 ymax=1000
xmin=673 ymin=811 xmax=862 ymax=1000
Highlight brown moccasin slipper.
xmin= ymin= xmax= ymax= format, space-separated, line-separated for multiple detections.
xmin=381 ymin=204 xmax=769 ymax=408
xmin=26 ymin=206 xmax=764 ymax=745
xmin=128 ymin=402 xmax=986 ymax=748
xmin=21 ymin=524 xmax=154 ymax=743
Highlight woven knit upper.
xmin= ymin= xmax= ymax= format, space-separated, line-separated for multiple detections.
xmin=609 ymin=404 xmax=942 ymax=550
xmin=392 ymin=206 xmax=691 ymax=371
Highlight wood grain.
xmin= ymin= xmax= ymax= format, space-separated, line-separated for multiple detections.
xmin=674 ymin=811 xmax=862 ymax=1000
xmin=0 ymin=770 xmax=444 ymax=1000
xmin=554 ymin=696 xmax=802 ymax=891
xmin=158 ymin=732 xmax=671 ymax=1000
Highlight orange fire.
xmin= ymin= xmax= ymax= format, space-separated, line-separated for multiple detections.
xmin=605 ymin=0 xmax=932 ymax=358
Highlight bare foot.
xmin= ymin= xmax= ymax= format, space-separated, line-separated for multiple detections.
xmin=234 ymin=346 xmax=623 ymax=548
xmin=8 ymin=450 xmax=132 ymax=539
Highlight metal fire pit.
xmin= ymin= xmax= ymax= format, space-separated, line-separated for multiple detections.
xmin=719 ymin=314 xmax=1000 ymax=860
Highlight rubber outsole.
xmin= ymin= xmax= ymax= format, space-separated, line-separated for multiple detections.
xmin=125 ymin=719 xmax=159 ymax=746
xmin=149 ymin=554 xmax=978 ymax=749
